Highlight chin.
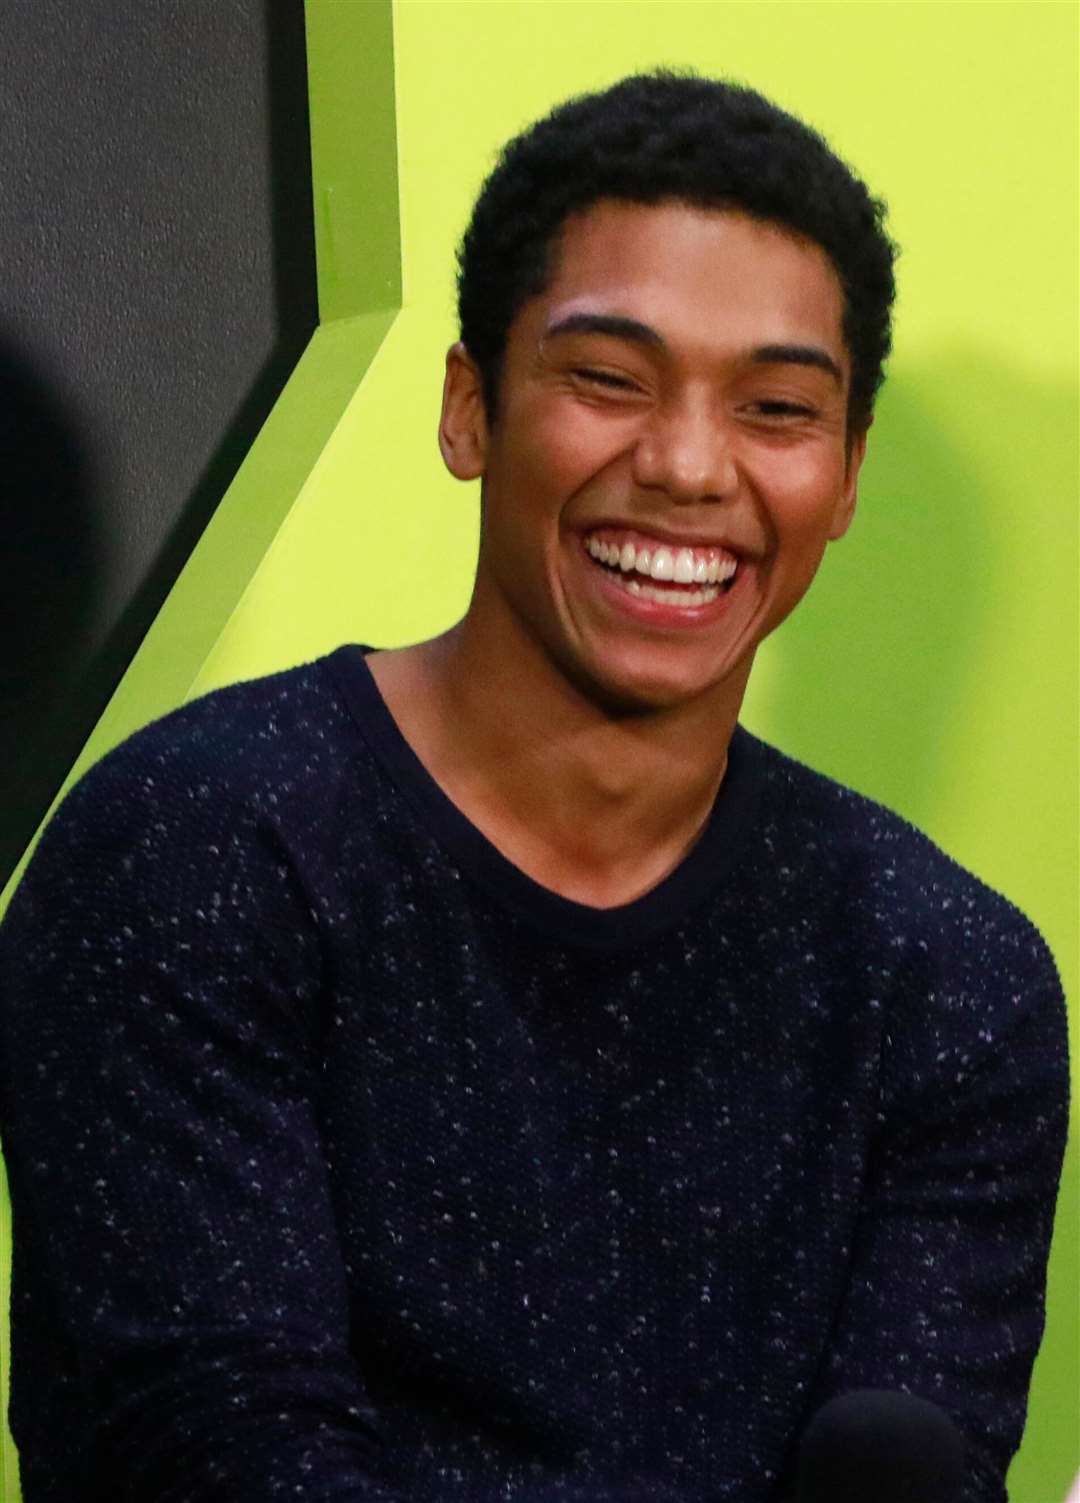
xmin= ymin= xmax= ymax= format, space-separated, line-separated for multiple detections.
xmin=572 ymin=647 xmax=734 ymax=718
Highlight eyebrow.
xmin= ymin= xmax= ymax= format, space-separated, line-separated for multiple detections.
xmin=543 ymin=312 xmax=663 ymax=347
xmin=751 ymin=343 xmax=843 ymax=385
xmin=542 ymin=314 xmax=843 ymax=385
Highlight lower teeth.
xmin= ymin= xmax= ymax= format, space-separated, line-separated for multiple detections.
xmin=605 ymin=569 xmax=721 ymax=607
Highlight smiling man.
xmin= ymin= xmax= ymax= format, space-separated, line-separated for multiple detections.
xmin=0 ymin=73 xmax=1068 ymax=1503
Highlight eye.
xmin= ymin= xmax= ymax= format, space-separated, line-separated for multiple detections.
xmin=571 ymin=367 xmax=638 ymax=392
xmin=748 ymin=400 xmax=817 ymax=418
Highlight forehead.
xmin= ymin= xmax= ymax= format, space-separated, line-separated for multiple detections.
xmin=531 ymin=199 xmax=848 ymax=364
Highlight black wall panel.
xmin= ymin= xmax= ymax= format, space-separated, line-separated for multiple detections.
xmin=0 ymin=0 xmax=318 ymax=885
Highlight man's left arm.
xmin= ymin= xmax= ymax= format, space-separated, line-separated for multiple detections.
xmin=800 ymin=912 xmax=1069 ymax=1502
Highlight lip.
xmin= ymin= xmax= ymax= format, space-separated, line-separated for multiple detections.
xmin=572 ymin=536 xmax=744 ymax=629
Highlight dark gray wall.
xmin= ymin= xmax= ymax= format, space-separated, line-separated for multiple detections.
xmin=1 ymin=0 xmax=317 ymax=885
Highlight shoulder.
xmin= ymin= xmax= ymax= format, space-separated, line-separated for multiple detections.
xmin=76 ymin=653 xmax=352 ymax=805
xmin=742 ymin=732 xmax=1068 ymax=1114
xmin=0 ymin=657 xmax=373 ymax=1046
xmin=48 ymin=654 xmax=354 ymax=844
xmin=8 ymin=653 xmax=366 ymax=934
xmin=741 ymin=730 xmax=1063 ymax=1017
xmin=747 ymin=732 xmax=1039 ymax=930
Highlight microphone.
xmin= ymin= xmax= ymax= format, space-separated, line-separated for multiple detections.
xmin=797 ymin=1389 xmax=965 ymax=1502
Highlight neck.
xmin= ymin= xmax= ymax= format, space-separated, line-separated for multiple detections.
xmin=369 ymin=606 xmax=751 ymax=908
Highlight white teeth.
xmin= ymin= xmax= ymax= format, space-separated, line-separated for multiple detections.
xmin=617 ymin=575 xmax=719 ymax=606
xmin=586 ymin=534 xmax=738 ymax=592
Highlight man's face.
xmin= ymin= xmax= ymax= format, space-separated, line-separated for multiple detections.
xmin=442 ymin=199 xmax=866 ymax=713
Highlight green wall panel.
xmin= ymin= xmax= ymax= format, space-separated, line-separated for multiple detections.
xmin=307 ymin=0 xmax=401 ymax=320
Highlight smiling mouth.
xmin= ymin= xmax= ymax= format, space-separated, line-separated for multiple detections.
xmin=583 ymin=529 xmax=739 ymax=607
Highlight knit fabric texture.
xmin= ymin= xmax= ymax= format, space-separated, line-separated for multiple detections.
xmin=0 ymin=644 xmax=1069 ymax=1502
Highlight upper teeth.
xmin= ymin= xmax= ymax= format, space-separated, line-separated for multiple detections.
xmin=586 ymin=535 xmax=737 ymax=585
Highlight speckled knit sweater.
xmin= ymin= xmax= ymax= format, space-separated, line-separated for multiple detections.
xmin=0 ymin=645 xmax=1068 ymax=1503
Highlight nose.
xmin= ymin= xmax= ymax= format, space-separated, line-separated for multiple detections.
xmin=631 ymin=394 xmax=738 ymax=504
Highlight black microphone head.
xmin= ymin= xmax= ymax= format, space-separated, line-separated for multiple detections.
xmin=797 ymin=1389 xmax=965 ymax=1503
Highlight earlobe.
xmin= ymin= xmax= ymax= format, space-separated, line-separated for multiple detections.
xmin=829 ymin=424 xmax=869 ymax=540
xmin=439 ymin=342 xmax=490 ymax=481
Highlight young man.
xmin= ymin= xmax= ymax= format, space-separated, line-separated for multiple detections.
xmin=0 ymin=74 xmax=1068 ymax=1503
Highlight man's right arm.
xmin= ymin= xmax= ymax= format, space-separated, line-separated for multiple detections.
xmin=0 ymin=740 xmax=398 ymax=1500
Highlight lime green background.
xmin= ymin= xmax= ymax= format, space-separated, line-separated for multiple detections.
xmin=2 ymin=2 xmax=1076 ymax=1499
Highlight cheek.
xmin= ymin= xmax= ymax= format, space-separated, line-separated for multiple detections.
xmin=511 ymin=395 xmax=634 ymax=496
xmin=757 ymin=448 xmax=849 ymax=540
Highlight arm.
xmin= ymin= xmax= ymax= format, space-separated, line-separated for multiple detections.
xmin=0 ymin=738 xmax=399 ymax=1501
xmin=797 ymin=914 xmax=1069 ymax=1502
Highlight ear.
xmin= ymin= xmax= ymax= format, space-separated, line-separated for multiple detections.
xmin=828 ymin=420 xmax=870 ymax=540
xmin=439 ymin=342 xmax=489 ymax=481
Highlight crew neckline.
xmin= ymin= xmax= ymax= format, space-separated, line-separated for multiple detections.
xmin=323 ymin=643 xmax=763 ymax=951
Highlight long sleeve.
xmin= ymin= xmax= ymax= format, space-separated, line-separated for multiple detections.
xmin=796 ymin=906 xmax=1070 ymax=1502
xmin=0 ymin=733 xmax=399 ymax=1501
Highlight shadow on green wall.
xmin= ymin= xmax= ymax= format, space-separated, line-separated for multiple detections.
xmin=763 ymin=350 xmax=1076 ymax=842
xmin=765 ymin=369 xmax=989 ymax=804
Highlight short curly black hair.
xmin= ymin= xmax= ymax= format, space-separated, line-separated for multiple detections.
xmin=457 ymin=72 xmax=897 ymax=434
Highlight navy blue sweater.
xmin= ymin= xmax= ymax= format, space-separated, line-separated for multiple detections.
xmin=0 ymin=645 xmax=1068 ymax=1502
